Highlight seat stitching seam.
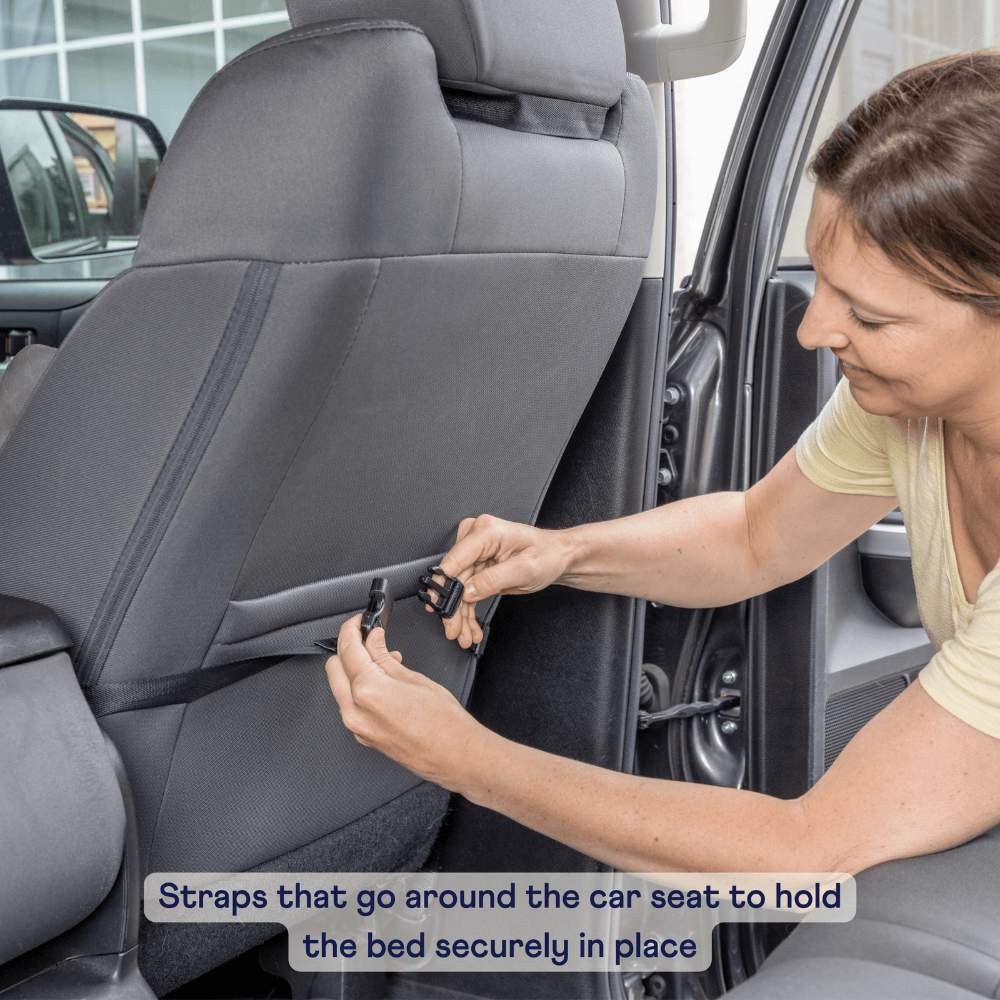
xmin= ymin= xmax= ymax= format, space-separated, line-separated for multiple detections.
xmin=213 ymin=260 xmax=384 ymax=637
xmin=78 ymin=261 xmax=281 ymax=685
xmin=456 ymin=0 xmax=481 ymax=82
xmin=449 ymin=120 xmax=465 ymax=252
xmin=132 ymin=251 xmax=645 ymax=270
xmin=224 ymin=21 xmax=426 ymax=77
xmin=613 ymin=91 xmax=629 ymax=256
xmin=147 ymin=702 xmax=190 ymax=871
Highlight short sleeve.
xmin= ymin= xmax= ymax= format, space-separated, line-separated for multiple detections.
xmin=794 ymin=376 xmax=896 ymax=496
xmin=919 ymin=575 xmax=1000 ymax=739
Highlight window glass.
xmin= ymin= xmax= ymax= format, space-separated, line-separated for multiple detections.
xmin=67 ymin=43 xmax=137 ymax=110
xmin=781 ymin=0 xmax=1000 ymax=261
xmin=0 ymin=2 xmax=289 ymax=142
xmin=224 ymin=20 xmax=286 ymax=61
xmin=224 ymin=0 xmax=284 ymax=17
xmin=141 ymin=0 xmax=212 ymax=30
xmin=144 ymin=32 xmax=215 ymax=138
xmin=0 ymin=54 xmax=59 ymax=98
xmin=0 ymin=0 xmax=56 ymax=47
xmin=64 ymin=0 xmax=131 ymax=41
xmin=671 ymin=0 xmax=783 ymax=286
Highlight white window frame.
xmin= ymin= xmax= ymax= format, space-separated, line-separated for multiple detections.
xmin=0 ymin=4 xmax=288 ymax=115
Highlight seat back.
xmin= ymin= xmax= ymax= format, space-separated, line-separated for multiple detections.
xmin=0 ymin=2 xmax=655 ymax=990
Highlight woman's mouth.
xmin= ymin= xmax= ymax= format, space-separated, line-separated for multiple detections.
xmin=838 ymin=359 xmax=869 ymax=376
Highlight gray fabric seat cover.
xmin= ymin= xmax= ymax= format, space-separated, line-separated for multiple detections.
xmin=728 ymin=824 xmax=1000 ymax=999
xmin=0 ymin=344 xmax=56 ymax=451
xmin=0 ymin=2 xmax=655 ymax=991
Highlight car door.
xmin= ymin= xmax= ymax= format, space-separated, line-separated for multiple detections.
xmin=637 ymin=0 xmax=1000 ymax=994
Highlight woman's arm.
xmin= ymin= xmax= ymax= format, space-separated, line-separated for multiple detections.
xmin=440 ymin=449 xmax=896 ymax=649
xmin=457 ymin=679 xmax=1000 ymax=874
xmin=327 ymin=621 xmax=1000 ymax=875
xmin=558 ymin=448 xmax=896 ymax=606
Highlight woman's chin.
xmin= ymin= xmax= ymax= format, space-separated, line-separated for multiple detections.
xmin=845 ymin=376 xmax=904 ymax=417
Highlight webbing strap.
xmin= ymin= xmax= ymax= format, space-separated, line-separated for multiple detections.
xmin=83 ymin=594 xmax=502 ymax=717
xmin=83 ymin=656 xmax=286 ymax=717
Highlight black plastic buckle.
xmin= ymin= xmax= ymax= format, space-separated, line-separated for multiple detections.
xmin=418 ymin=565 xmax=464 ymax=620
xmin=361 ymin=577 xmax=393 ymax=641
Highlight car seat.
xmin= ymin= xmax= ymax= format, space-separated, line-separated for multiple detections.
xmin=0 ymin=1 xmax=655 ymax=991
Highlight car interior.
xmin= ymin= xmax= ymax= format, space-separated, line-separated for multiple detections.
xmin=0 ymin=1 xmax=998 ymax=999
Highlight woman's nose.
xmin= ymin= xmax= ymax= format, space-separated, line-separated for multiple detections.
xmin=796 ymin=297 xmax=852 ymax=352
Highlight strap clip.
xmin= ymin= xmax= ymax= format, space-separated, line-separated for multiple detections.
xmin=418 ymin=564 xmax=464 ymax=620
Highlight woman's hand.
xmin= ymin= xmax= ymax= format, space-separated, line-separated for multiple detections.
xmin=325 ymin=615 xmax=489 ymax=790
xmin=430 ymin=514 xmax=576 ymax=649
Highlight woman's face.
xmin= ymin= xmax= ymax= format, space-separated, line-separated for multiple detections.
xmin=796 ymin=186 xmax=1000 ymax=424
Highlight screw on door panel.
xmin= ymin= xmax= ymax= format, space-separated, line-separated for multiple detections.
xmin=721 ymin=669 xmax=738 ymax=685
xmin=663 ymin=383 xmax=683 ymax=406
xmin=720 ymin=720 xmax=739 ymax=735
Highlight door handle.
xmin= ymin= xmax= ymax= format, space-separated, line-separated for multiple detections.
xmin=858 ymin=520 xmax=911 ymax=560
xmin=857 ymin=518 xmax=920 ymax=627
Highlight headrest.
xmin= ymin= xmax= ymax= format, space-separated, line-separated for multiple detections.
xmin=285 ymin=0 xmax=627 ymax=109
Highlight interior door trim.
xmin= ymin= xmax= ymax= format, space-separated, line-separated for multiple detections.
xmin=858 ymin=522 xmax=911 ymax=560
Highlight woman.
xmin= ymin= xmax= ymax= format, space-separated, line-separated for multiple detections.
xmin=326 ymin=51 xmax=1000 ymax=876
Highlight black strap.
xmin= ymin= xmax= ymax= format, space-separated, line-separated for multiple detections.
xmin=83 ymin=656 xmax=286 ymax=717
xmin=83 ymin=593 xmax=502 ymax=718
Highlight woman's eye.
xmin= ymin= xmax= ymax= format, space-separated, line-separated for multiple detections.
xmin=848 ymin=307 xmax=885 ymax=331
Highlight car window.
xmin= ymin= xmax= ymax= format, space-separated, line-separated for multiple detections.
xmin=0 ymin=1 xmax=290 ymax=141
xmin=781 ymin=0 xmax=1000 ymax=263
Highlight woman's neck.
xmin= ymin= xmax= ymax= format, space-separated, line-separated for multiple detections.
xmin=942 ymin=385 xmax=1000 ymax=459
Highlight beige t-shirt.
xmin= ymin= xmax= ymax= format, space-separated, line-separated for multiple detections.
xmin=795 ymin=376 xmax=1000 ymax=739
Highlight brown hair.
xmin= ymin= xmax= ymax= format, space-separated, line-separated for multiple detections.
xmin=810 ymin=49 xmax=1000 ymax=317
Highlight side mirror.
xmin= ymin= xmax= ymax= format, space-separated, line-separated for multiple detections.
xmin=0 ymin=99 xmax=165 ymax=264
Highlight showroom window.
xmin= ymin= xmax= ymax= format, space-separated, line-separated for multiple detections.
xmin=0 ymin=0 xmax=289 ymax=139
xmin=781 ymin=0 xmax=1000 ymax=261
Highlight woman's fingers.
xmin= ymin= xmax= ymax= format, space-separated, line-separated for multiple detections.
xmin=364 ymin=626 xmax=410 ymax=678
xmin=336 ymin=615 xmax=373 ymax=683
xmin=464 ymin=556 xmax=533 ymax=601
xmin=324 ymin=652 xmax=354 ymax=714
xmin=439 ymin=515 xmax=503 ymax=581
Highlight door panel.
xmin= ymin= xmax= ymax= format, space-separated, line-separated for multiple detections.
xmin=757 ymin=269 xmax=934 ymax=784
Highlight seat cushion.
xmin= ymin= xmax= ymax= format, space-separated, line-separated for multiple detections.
xmin=728 ymin=957 xmax=985 ymax=1000
xmin=729 ymin=825 xmax=1000 ymax=998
